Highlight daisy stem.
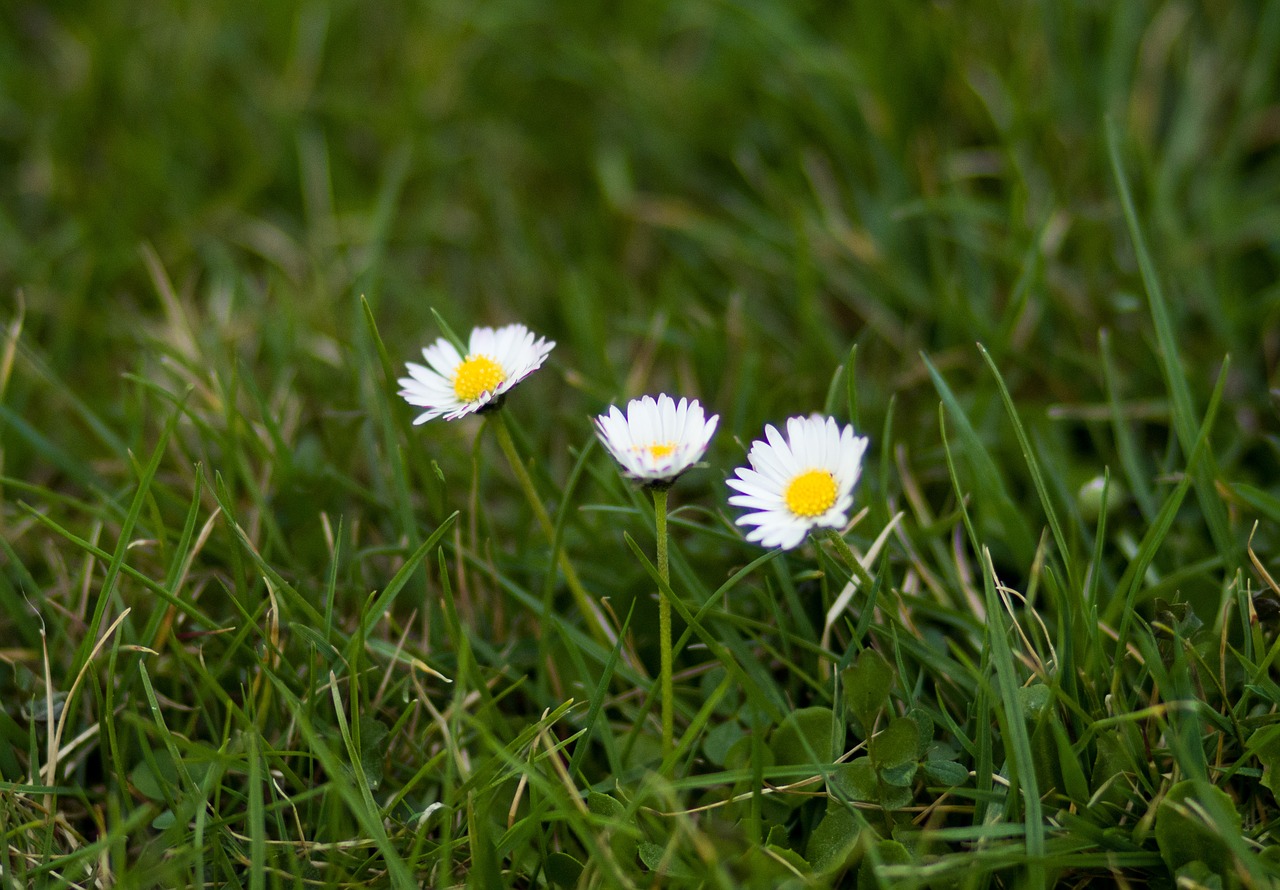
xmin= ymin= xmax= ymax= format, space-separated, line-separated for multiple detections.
xmin=824 ymin=528 xmax=876 ymax=591
xmin=488 ymin=410 xmax=613 ymax=647
xmin=653 ymin=486 xmax=673 ymax=759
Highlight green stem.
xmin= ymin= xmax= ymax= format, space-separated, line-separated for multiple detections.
xmin=653 ymin=487 xmax=672 ymax=759
xmin=824 ymin=528 xmax=876 ymax=591
xmin=488 ymin=411 xmax=612 ymax=646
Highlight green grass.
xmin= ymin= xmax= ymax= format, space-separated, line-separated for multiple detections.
xmin=4 ymin=0 xmax=1280 ymax=886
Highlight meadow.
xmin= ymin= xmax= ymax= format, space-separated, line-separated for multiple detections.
xmin=3 ymin=0 xmax=1280 ymax=886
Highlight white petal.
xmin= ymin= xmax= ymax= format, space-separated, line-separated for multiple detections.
xmin=700 ymin=414 xmax=720 ymax=450
xmin=746 ymin=441 xmax=791 ymax=486
xmin=727 ymin=494 xmax=784 ymax=511
xmin=725 ymin=469 xmax=775 ymax=497
xmin=762 ymin=424 xmax=799 ymax=475
xmin=492 ymin=324 xmax=521 ymax=357
xmin=422 ymin=340 xmax=462 ymax=377
xmin=468 ymin=326 xmax=497 ymax=356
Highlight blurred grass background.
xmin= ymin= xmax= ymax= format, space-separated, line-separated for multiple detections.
xmin=6 ymin=0 xmax=1280 ymax=576
xmin=5 ymin=0 xmax=1280 ymax=885
xmin=7 ymin=1 xmax=1278 ymax=399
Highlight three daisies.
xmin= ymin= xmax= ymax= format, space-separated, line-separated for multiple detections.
xmin=399 ymin=322 xmax=869 ymax=550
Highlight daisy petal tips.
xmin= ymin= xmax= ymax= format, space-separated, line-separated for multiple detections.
xmin=595 ymin=394 xmax=719 ymax=486
xmin=397 ymin=323 xmax=555 ymax=423
xmin=726 ymin=415 xmax=869 ymax=550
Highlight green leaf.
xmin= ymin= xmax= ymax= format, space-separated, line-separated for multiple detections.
xmin=724 ymin=734 xmax=772 ymax=772
xmin=879 ymin=761 xmax=918 ymax=788
xmin=638 ymin=841 xmax=696 ymax=879
xmin=763 ymin=844 xmax=810 ymax=873
xmin=1051 ymin=717 xmax=1090 ymax=804
xmin=1174 ymin=861 xmax=1224 ymax=890
xmin=858 ymin=839 xmax=913 ymax=888
xmin=1028 ymin=718 xmax=1062 ymax=798
xmin=1155 ymin=780 xmax=1242 ymax=874
xmin=129 ymin=747 xmax=214 ymax=801
xmin=924 ymin=741 xmax=958 ymax=762
xmin=832 ymin=758 xmax=878 ymax=803
xmin=831 ymin=758 xmax=914 ymax=810
xmin=1017 ymin=684 xmax=1052 ymax=720
xmin=922 ymin=760 xmax=969 ymax=787
xmin=907 ymin=708 xmax=934 ymax=757
xmin=587 ymin=791 xmax=637 ymax=864
xmin=805 ymin=807 xmax=863 ymax=875
xmin=545 ymin=852 xmax=584 ymax=888
xmin=129 ymin=755 xmax=172 ymax=803
xmin=842 ymin=649 xmax=894 ymax=729
xmin=356 ymin=715 xmax=389 ymax=791
xmin=879 ymin=783 xmax=914 ymax=811
xmin=770 ymin=707 xmax=836 ymax=767
xmin=587 ymin=790 xmax=624 ymax=818
xmin=1250 ymin=725 xmax=1280 ymax=797
xmin=1091 ymin=728 xmax=1139 ymax=809
xmin=869 ymin=717 xmax=919 ymax=771
xmin=704 ymin=721 xmax=745 ymax=768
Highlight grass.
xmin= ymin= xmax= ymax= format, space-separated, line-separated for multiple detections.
xmin=4 ymin=0 xmax=1280 ymax=886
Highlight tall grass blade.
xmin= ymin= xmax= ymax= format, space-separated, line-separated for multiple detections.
xmin=1106 ymin=118 xmax=1236 ymax=569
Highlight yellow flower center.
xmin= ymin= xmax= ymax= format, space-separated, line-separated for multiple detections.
xmin=452 ymin=355 xmax=506 ymax=402
xmin=784 ymin=469 xmax=837 ymax=518
xmin=644 ymin=442 xmax=677 ymax=460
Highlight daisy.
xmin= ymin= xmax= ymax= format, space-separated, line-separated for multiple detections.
xmin=594 ymin=394 xmax=719 ymax=486
xmin=727 ymin=415 xmax=869 ymax=550
xmin=595 ymin=392 xmax=718 ymax=758
xmin=398 ymin=324 xmax=555 ymax=423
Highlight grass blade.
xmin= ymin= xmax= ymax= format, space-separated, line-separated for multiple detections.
xmin=978 ymin=343 xmax=1075 ymax=593
xmin=1106 ymin=118 xmax=1236 ymax=569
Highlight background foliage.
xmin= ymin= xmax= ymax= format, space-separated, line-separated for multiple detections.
xmin=3 ymin=0 xmax=1280 ymax=886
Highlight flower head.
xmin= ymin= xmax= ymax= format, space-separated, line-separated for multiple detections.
xmin=595 ymin=394 xmax=719 ymax=486
xmin=726 ymin=415 xmax=869 ymax=550
xmin=398 ymin=324 xmax=555 ymax=423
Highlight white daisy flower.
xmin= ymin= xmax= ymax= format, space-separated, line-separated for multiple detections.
xmin=726 ymin=415 xmax=869 ymax=550
xmin=595 ymin=394 xmax=719 ymax=486
xmin=398 ymin=323 xmax=555 ymax=423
